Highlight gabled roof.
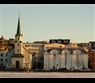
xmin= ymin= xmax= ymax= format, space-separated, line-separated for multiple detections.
xmin=22 ymin=46 xmax=32 ymax=54
xmin=6 ymin=48 xmax=14 ymax=55
xmin=44 ymin=47 xmax=88 ymax=54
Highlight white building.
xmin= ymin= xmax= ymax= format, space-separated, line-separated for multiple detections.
xmin=0 ymin=48 xmax=8 ymax=68
xmin=44 ymin=47 xmax=88 ymax=70
xmin=6 ymin=15 xmax=33 ymax=70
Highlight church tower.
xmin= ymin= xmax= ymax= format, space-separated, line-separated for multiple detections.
xmin=14 ymin=13 xmax=23 ymax=54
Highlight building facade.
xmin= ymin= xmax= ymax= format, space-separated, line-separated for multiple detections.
xmin=44 ymin=47 xmax=88 ymax=70
xmin=0 ymin=49 xmax=8 ymax=68
xmin=88 ymin=41 xmax=95 ymax=70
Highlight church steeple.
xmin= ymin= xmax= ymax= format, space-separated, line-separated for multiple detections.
xmin=15 ymin=11 xmax=22 ymax=36
xmin=15 ymin=11 xmax=23 ymax=42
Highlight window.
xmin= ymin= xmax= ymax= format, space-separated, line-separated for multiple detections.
xmin=18 ymin=49 xmax=19 ymax=52
xmin=6 ymin=59 xmax=7 ymax=62
xmin=53 ymin=53 xmax=56 ymax=67
xmin=1 ymin=59 xmax=3 ymax=62
xmin=65 ymin=52 xmax=67 ymax=66
xmin=54 ymin=53 xmax=56 ymax=58
xmin=25 ymin=45 xmax=27 ymax=47
xmin=6 ymin=54 xmax=7 ymax=57
xmin=35 ymin=49 xmax=37 ymax=51
xmin=1 ymin=63 xmax=3 ymax=66
xmin=1 ymin=54 xmax=3 ymax=57
xmin=18 ymin=43 xmax=19 ymax=46
xmin=31 ymin=49 xmax=33 ymax=51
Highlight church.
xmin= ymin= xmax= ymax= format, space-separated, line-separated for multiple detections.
xmin=6 ymin=15 xmax=33 ymax=70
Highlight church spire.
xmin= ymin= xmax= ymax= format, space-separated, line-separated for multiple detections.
xmin=15 ymin=11 xmax=22 ymax=36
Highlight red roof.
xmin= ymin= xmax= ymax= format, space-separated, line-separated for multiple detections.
xmin=0 ymin=35 xmax=5 ymax=41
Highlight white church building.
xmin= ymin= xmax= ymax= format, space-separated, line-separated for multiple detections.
xmin=5 ymin=15 xmax=33 ymax=70
xmin=44 ymin=47 xmax=88 ymax=70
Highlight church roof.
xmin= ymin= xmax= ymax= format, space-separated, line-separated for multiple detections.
xmin=22 ymin=46 xmax=33 ymax=56
xmin=11 ymin=54 xmax=24 ymax=58
xmin=44 ymin=47 xmax=88 ymax=54
xmin=15 ymin=15 xmax=22 ymax=36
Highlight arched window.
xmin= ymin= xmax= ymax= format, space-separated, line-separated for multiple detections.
xmin=65 ymin=52 xmax=67 ymax=67
xmin=53 ymin=53 xmax=56 ymax=67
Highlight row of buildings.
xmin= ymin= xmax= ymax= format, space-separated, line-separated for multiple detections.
xmin=0 ymin=15 xmax=95 ymax=71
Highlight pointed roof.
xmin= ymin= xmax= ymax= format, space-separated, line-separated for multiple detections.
xmin=0 ymin=35 xmax=5 ymax=41
xmin=15 ymin=14 xmax=22 ymax=36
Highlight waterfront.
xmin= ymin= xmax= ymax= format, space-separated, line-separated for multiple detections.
xmin=0 ymin=71 xmax=95 ymax=78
